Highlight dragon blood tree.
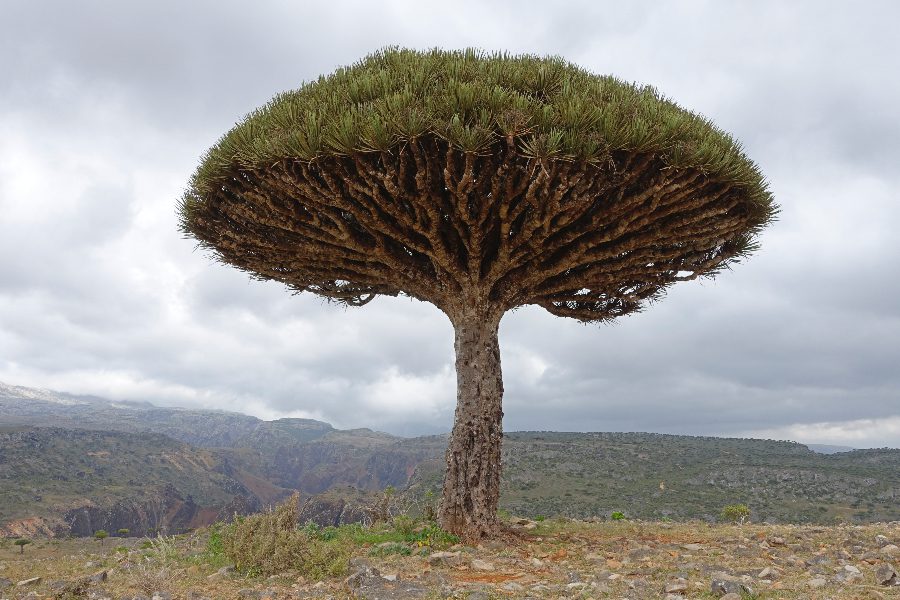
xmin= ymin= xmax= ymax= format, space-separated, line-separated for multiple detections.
xmin=179 ymin=48 xmax=776 ymax=541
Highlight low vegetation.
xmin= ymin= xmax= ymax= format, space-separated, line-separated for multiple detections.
xmin=1 ymin=508 xmax=898 ymax=599
xmin=721 ymin=503 xmax=752 ymax=524
xmin=219 ymin=493 xmax=351 ymax=578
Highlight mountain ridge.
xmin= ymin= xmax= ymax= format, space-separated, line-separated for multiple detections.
xmin=2 ymin=381 xmax=898 ymax=537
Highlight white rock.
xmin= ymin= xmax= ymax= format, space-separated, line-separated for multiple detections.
xmin=757 ymin=567 xmax=778 ymax=579
xmin=808 ymin=578 xmax=827 ymax=588
xmin=427 ymin=550 xmax=461 ymax=565
xmin=681 ymin=543 xmax=704 ymax=551
xmin=470 ymin=559 xmax=495 ymax=571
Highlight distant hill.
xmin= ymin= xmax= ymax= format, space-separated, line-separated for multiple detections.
xmin=1 ymin=381 xmax=898 ymax=536
xmin=0 ymin=381 xmax=263 ymax=447
xmin=806 ymin=443 xmax=856 ymax=454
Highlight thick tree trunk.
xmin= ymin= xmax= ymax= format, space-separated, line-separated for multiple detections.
xmin=439 ymin=308 xmax=504 ymax=542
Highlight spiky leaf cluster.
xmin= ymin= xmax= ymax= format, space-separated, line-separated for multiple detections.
xmin=188 ymin=48 xmax=767 ymax=195
xmin=180 ymin=48 xmax=776 ymax=321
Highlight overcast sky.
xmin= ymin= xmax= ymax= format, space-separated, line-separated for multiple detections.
xmin=1 ymin=1 xmax=898 ymax=448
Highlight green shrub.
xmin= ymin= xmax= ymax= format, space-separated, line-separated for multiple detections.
xmin=222 ymin=493 xmax=350 ymax=579
xmin=611 ymin=511 xmax=626 ymax=521
xmin=206 ymin=524 xmax=225 ymax=557
xmin=369 ymin=542 xmax=412 ymax=557
xmin=721 ymin=504 xmax=751 ymax=524
xmin=408 ymin=522 xmax=458 ymax=549
xmin=391 ymin=514 xmax=417 ymax=538
xmin=534 ymin=515 xmax=546 ymax=522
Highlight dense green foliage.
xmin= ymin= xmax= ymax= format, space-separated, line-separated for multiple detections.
xmin=721 ymin=503 xmax=751 ymax=523
xmin=182 ymin=47 xmax=772 ymax=219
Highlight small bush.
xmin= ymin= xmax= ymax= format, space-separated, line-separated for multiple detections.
xmin=410 ymin=522 xmax=459 ymax=549
xmin=222 ymin=493 xmax=350 ymax=579
xmin=205 ymin=524 xmax=227 ymax=563
xmin=391 ymin=514 xmax=417 ymax=537
xmin=611 ymin=511 xmax=626 ymax=521
xmin=50 ymin=577 xmax=90 ymax=599
xmin=133 ymin=564 xmax=169 ymax=597
xmin=369 ymin=542 xmax=412 ymax=557
xmin=146 ymin=534 xmax=180 ymax=561
xmin=422 ymin=490 xmax=437 ymax=522
xmin=721 ymin=504 xmax=751 ymax=524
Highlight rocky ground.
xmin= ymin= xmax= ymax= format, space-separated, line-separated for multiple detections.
xmin=1 ymin=519 xmax=899 ymax=599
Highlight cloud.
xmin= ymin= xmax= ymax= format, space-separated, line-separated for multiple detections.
xmin=744 ymin=416 xmax=900 ymax=449
xmin=0 ymin=1 xmax=898 ymax=448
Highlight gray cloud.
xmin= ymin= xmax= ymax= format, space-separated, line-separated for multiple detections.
xmin=1 ymin=0 xmax=898 ymax=448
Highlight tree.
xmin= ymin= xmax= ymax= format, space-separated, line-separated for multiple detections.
xmin=721 ymin=503 xmax=751 ymax=524
xmin=94 ymin=529 xmax=108 ymax=545
xmin=117 ymin=528 xmax=130 ymax=537
xmin=14 ymin=538 xmax=31 ymax=554
xmin=179 ymin=48 xmax=775 ymax=541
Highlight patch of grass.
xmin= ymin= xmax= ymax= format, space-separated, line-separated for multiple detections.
xmin=202 ymin=522 xmax=230 ymax=567
xmin=143 ymin=534 xmax=180 ymax=562
xmin=369 ymin=542 xmax=412 ymax=557
xmin=303 ymin=518 xmax=458 ymax=551
xmin=223 ymin=493 xmax=351 ymax=579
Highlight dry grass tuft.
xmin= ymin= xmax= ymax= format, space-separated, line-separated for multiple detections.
xmin=222 ymin=493 xmax=351 ymax=578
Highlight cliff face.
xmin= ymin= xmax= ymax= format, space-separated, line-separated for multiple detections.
xmin=295 ymin=488 xmax=375 ymax=527
xmin=0 ymin=426 xmax=275 ymax=537
xmin=61 ymin=484 xmax=261 ymax=537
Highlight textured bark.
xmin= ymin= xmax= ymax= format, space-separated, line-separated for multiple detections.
xmin=439 ymin=306 xmax=504 ymax=541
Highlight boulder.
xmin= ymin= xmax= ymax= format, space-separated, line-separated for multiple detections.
xmin=875 ymin=563 xmax=897 ymax=586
